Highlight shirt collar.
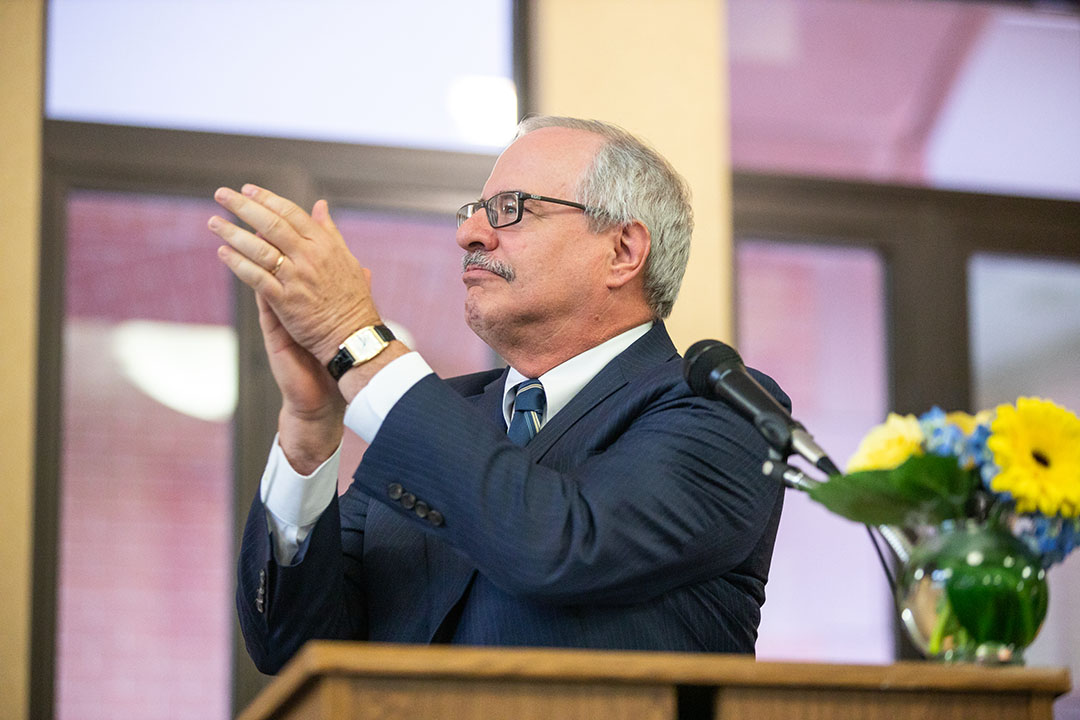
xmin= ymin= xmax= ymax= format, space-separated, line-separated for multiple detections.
xmin=502 ymin=322 xmax=653 ymax=429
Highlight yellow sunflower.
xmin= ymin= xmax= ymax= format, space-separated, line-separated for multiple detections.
xmin=846 ymin=413 xmax=924 ymax=473
xmin=988 ymin=397 xmax=1080 ymax=518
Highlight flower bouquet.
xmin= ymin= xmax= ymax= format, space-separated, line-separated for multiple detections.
xmin=808 ymin=397 xmax=1080 ymax=663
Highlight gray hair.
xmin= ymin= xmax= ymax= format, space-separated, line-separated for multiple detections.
xmin=514 ymin=115 xmax=693 ymax=319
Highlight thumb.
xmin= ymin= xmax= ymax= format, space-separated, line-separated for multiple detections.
xmin=254 ymin=292 xmax=282 ymax=326
xmin=312 ymin=199 xmax=339 ymax=234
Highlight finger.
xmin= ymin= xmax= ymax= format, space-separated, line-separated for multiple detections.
xmin=242 ymin=184 xmax=328 ymax=246
xmin=213 ymin=186 xmax=308 ymax=254
xmin=244 ymin=184 xmax=324 ymax=238
xmin=209 ymin=215 xmax=284 ymax=273
xmin=255 ymin=291 xmax=277 ymax=319
xmin=255 ymin=291 xmax=286 ymax=336
xmin=311 ymin=199 xmax=339 ymax=235
xmin=217 ymin=244 xmax=284 ymax=298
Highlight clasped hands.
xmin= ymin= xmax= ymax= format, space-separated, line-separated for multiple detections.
xmin=210 ymin=184 xmax=390 ymax=469
xmin=209 ymin=184 xmax=377 ymax=367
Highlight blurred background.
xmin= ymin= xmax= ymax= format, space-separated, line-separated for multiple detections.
xmin=2 ymin=0 xmax=1078 ymax=718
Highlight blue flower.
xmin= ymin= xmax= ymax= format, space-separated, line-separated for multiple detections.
xmin=920 ymin=407 xmax=965 ymax=458
xmin=1016 ymin=515 xmax=1080 ymax=568
xmin=965 ymin=423 xmax=995 ymax=481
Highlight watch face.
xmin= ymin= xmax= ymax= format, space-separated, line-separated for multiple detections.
xmin=346 ymin=329 xmax=381 ymax=361
xmin=345 ymin=326 xmax=391 ymax=362
xmin=327 ymin=325 xmax=393 ymax=380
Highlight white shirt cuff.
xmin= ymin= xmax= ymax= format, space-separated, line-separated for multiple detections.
xmin=261 ymin=433 xmax=341 ymax=564
xmin=344 ymin=351 xmax=434 ymax=442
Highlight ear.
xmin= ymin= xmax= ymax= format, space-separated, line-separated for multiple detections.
xmin=606 ymin=220 xmax=651 ymax=290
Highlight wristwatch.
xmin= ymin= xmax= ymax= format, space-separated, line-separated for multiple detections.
xmin=326 ymin=324 xmax=395 ymax=380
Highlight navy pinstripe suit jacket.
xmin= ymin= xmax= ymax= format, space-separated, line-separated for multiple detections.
xmin=237 ymin=323 xmax=788 ymax=674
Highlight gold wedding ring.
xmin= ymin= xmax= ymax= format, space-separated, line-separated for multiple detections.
xmin=270 ymin=252 xmax=285 ymax=276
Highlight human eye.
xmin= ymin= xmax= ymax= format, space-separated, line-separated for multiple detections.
xmin=487 ymin=193 xmax=518 ymax=225
xmin=496 ymin=193 xmax=519 ymax=217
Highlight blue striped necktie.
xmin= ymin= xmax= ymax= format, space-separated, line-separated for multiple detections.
xmin=507 ymin=379 xmax=546 ymax=446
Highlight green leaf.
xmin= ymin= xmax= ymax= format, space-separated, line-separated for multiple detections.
xmin=807 ymin=469 xmax=916 ymax=525
xmin=892 ymin=454 xmax=978 ymax=523
xmin=807 ymin=454 xmax=978 ymax=526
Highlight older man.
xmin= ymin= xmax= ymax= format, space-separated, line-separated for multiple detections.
xmin=211 ymin=116 xmax=787 ymax=675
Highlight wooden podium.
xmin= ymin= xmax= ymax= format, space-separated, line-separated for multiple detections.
xmin=238 ymin=642 xmax=1070 ymax=720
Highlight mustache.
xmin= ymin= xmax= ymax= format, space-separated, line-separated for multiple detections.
xmin=462 ymin=251 xmax=515 ymax=281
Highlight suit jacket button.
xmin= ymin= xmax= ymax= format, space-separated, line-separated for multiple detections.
xmin=413 ymin=500 xmax=429 ymax=519
xmin=387 ymin=483 xmax=404 ymax=500
xmin=401 ymin=492 xmax=416 ymax=510
xmin=427 ymin=510 xmax=444 ymax=527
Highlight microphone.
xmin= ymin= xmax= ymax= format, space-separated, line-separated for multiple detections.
xmin=683 ymin=339 xmax=840 ymax=476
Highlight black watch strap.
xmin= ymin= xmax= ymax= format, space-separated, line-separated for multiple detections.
xmin=326 ymin=324 xmax=395 ymax=380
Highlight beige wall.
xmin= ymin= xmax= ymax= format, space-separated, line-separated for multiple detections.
xmin=531 ymin=0 xmax=732 ymax=351
xmin=0 ymin=1 xmax=42 ymax=719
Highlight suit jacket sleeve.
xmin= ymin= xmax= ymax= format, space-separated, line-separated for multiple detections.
xmin=236 ymin=480 xmax=370 ymax=673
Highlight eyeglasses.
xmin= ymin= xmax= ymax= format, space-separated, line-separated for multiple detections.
xmin=457 ymin=190 xmax=592 ymax=229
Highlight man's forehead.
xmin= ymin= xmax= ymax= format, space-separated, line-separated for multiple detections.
xmin=482 ymin=127 xmax=603 ymax=197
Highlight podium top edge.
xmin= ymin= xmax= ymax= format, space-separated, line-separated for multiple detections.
xmin=292 ymin=640 xmax=1071 ymax=690
xmin=238 ymin=642 xmax=1071 ymax=720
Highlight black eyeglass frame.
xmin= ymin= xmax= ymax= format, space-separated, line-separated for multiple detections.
xmin=456 ymin=190 xmax=595 ymax=229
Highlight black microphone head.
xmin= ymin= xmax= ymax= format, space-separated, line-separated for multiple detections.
xmin=683 ymin=339 xmax=744 ymax=398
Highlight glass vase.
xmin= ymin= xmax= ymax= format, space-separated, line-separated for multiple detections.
xmin=895 ymin=520 xmax=1048 ymax=664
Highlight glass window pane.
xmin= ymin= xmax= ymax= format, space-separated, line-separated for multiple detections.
xmin=736 ymin=239 xmax=892 ymax=663
xmin=46 ymin=0 xmax=516 ymax=152
xmin=969 ymin=252 xmax=1080 ymax=713
xmin=970 ymin=254 xmax=1080 ymax=410
xmin=925 ymin=12 xmax=1080 ymax=201
xmin=57 ymin=191 xmax=234 ymax=720
xmin=729 ymin=1 xmax=1080 ymax=201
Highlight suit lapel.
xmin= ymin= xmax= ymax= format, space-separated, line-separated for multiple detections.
xmin=479 ymin=369 xmax=510 ymax=426
xmin=527 ymin=322 xmax=678 ymax=460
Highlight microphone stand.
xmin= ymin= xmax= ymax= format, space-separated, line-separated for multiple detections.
xmin=762 ymin=451 xmax=912 ymax=592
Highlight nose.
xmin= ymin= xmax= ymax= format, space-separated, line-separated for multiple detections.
xmin=455 ymin=210 xmax=498 ymax=252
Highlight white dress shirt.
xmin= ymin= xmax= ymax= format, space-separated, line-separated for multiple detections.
xmin=262 ymin=322 xmax=652 ymax=563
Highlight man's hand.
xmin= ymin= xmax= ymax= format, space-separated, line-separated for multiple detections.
xmin=209 ymin=184 xmax=378 ymax=365
xmin=256 ymin=293 xmax=345 ymax=473
xmin=210 ymin=184 xmax=380 ymax=472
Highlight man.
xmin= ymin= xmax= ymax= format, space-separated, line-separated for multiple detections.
xmin=211 ymin=116 xmax=787 ymax=675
